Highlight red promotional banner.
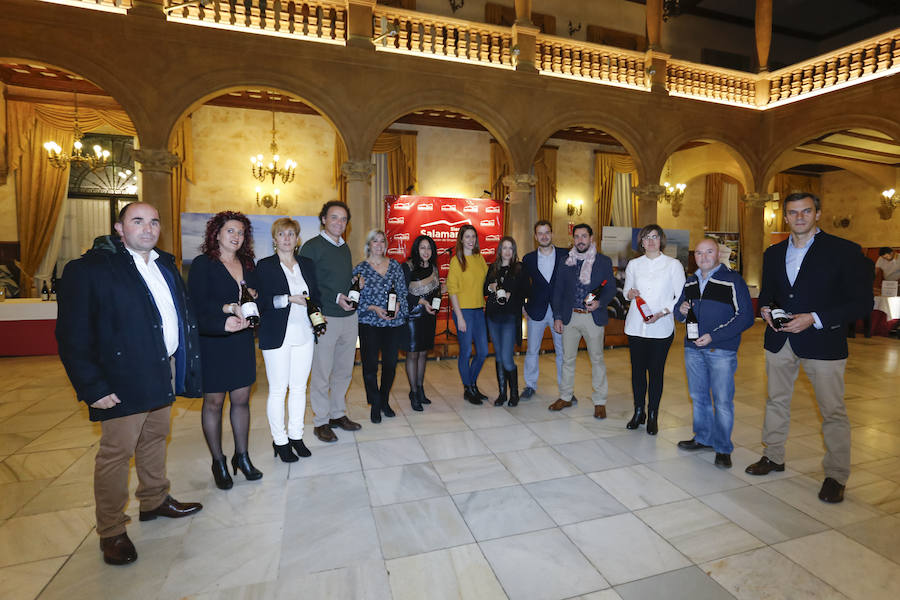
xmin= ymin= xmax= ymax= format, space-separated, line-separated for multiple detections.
xmin=385 ymin=195 xmax=503 ymax=318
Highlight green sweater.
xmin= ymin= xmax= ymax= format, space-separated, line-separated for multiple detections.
xmin=299 ymin=234 xmax=354 ymax=317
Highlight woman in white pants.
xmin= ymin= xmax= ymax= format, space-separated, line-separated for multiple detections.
xmin=256 ymin=218 xmax=322 ymax=462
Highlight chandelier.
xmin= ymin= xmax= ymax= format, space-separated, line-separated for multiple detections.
xmin=662 ymin=0 xmax=682 ymax=22
xmin=251 ymin=111 xmax=296 ymax=185
xmin=44 ymin=95 xmax=110 ymax=170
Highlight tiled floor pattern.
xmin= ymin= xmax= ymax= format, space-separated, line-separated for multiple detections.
xmin=1 ymin=322 xmax=899 ymax=599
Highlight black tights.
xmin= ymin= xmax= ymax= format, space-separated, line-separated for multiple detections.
xmin=405 ymin=351 xmax=428 ymax=391
xmin=628 ymin=335 xmax=673 ymax=412
xmin=201 ymin=385 xmax=252 ymax=459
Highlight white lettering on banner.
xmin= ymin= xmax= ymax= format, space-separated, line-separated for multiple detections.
xmin=387 ymin=248 xmax=404 ymax=256
xmin=393 ymin=202 xmax=412 ymax=210
xmin=417 ymin=203 xmax=433 ymax=211
xmin=393 ymin=232 xmax=410 ymax=241
xmin=440 ymin=263 xmax=450 ymax=272
xmin=485 ymin=205 xmax=501 ymax=213
xmin=388 ymin=217 xmax=405 ymax=225
xmin=463 ymin=205 xmax=479 ymax=213
xmin=485 ymin=234 xmax=501 ymax=242
xmin=419 ymin=219 xmax=472 ymax=241
xmin=483 ymin=248 xmax=496 ymax=256
xmin=480 ymin=219 xmax=495 ymax=227
xmin=441 ymin=205 xmax=458 ymax=212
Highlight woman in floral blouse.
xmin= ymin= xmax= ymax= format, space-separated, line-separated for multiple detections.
xmin=353 ymin=230 xmax=408 ymax=423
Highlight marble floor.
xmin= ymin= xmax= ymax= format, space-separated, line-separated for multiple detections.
xmin=1 ymin=322 xmax=899 ymax=600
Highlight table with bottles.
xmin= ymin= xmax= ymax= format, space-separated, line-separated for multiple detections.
xmin=0 ymin=298 xmax=59 ymax=356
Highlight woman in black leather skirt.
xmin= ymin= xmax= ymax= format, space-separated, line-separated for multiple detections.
xmin=402 ymin=235 xmax=441 ymax=411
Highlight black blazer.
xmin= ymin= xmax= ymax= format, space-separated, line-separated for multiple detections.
xmin=551 ymin=252 xmax=616 ymax=327
xmin=759 ymin=231 xmax=872 ymax=360
xmin=256 ymin=254 xmax=321 ymax=350
xmin=522 ymin=246 xmax=568 ymax=320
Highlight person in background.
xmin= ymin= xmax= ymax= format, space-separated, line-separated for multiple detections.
xmin=447 ymin=225 xmax=489 ymax=404
xmin=353 ymin=230 xmax=408 ymax=422
xmin=623 ymin=224 xmax=686 ymax=435
xmin=256 ymin=218 xmax=319 ymax=463
xmin=188 ymin=211 xmax=262 ymax=489
xmin=875 ymin=246 xmax=900 ymax=284
xmin=484 ymin=236 xmax=527 ymax=407
xmin=521 ymin=220 xmax=568 ymax=400
xmin=403 ymin=235 xmax=440 ymax=411
xmin=674 ymin=238 xmax=754 ymax=468
xmin=57 ymin=202 xmax=203 ymax=566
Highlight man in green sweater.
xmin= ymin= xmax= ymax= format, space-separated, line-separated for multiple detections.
xmin=299 ymin=201 xmax=362 ymax=442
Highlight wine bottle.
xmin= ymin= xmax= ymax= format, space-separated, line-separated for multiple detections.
xmin=769 ymin=299 xmax=791 ymax=328
xmin=239 ymin=280 xmax=259 ymax=328
xmin=584 ymin=279 xmax=608 ymax=305
xmin=430 ymin=293 xmax=441 ymax=311
xmin=386 ymin=283 xmax=398 ymax=318
xmin=304 ymin=291 xmax=327 ymax=336
xmin=685 ymin=300 xmax=700 ymax=340
xmin=41 ymin=281 xmax=50 ymax=301
xmin=495 ymin=270 xmax=508 ymax=305
xmin=635 ymin=295 xmax=653 ymax=322
xmin=49 ymin=265 xmax=58 ymax=302
xmin=347 ymin=276 xmax=361 ymax=309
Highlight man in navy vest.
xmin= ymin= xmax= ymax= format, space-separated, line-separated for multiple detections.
xmin=745 ymin=193 xmax=872 ymax=503
xmin=521 ymin=220 xmax=568 ymax=399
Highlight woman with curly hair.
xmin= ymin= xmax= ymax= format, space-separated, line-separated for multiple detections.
xmin=188 ymin=211 xmax=262 ymax=489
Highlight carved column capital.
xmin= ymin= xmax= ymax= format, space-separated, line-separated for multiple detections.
xmin=341 ymin=160 xmax=375 ymax=182
xmin=131 ymin=149 xmax=180 ymax=173
xmin=502 ymin=173 xmax=537 ymax=192
xmin=632 ymin=183 xmax=666 ymax=201
xmin=743 ymin=192 xmax=777 ymax=208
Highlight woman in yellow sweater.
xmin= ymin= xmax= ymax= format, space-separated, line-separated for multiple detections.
xmin=447 ymin=225 xmax=489 ymax=404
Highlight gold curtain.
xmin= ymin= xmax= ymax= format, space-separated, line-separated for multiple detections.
xmin=334 ymin=131 xmax=417 ymax=201
xmin=169 ymin=116 xmax=193 ymax=264
xmin=705 ymin=173 xmax=724 ymax=230
xmin=533 ymin=146 xmax=557 ymax=223
xmin=333 ymin=136 xmax=349 ymax=204
xmin=593 ymin=152 xmax=638 ymax=237
xmin=490 ymin=140 xmax=510 ymax=234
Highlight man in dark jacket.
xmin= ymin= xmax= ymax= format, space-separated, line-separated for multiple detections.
xmin=674 ymin=238 xmax=755 ymax=469
xmin=550 ymin=223 xmax=617 ymax=418
xmin=745 ymin=193 xmax=873 ymax=504
xmin=56 ymin=202 xmax=203 ymax=566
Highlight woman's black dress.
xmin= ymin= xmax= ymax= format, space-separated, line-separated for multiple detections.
xmin=403 ymin=262 xmax=439 ymax=352
xmin=187 ymin=254 xmax=257 ymax=393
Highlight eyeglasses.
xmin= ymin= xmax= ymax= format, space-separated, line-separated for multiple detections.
xmin=643 ymin=234 xmax=660 ymax=241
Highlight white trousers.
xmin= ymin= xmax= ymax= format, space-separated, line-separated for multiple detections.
xmin=262 ymin=339 xmax=315 ymax=445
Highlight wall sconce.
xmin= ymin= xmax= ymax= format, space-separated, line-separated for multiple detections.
xmin=880 ymin=189 xmax=898 ymax=220
xmin=568 ymin=21 xmax=582 ymax=37
xmin=764 ymin=208 xmax=776 ymax=228
xmin=566 ymin=198 xmax=583 ymax=217
xmin=832 ymin=215 xmax=852 ymax=229
xmin=256 ymin=186 xmax=279 ymax=209
xmin=448 ymin=0 xmax=464 ymax=13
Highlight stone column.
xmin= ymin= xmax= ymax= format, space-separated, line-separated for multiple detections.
xmin=0 ymin=81 xmax=7 ymax=185
xmin=741 ymin=192 xmax=772 ymax=288
xmin=514 ymin=0 xmax=532 ymax=25
xmin=347 ymin=0 xmax=375 ymax=49
xmin=341 ymin=160 xmax=375 ymax=255
xmin=632 ymin=183 xmax=664 ymax=226
xmin=502 ymin=173 xmax=536 ymax=248
xmin=131 ymin=148 xmax=180 ymax=253
xmin=646 ymin=0 xmax=662 ymax=50
xmin=513 ymin=23 xmax=540 ymax=73
xmin=754 ymin=0 xmax=773 ymax=106
xmin=645 ymin=50 xmax=670 ymax=94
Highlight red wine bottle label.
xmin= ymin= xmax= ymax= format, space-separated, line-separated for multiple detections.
xmin=241 ymin=301 xmax=259 ymax=318
xmin=771 ymin=308 xmax=787 ymax=321
xmin=686 ymin=322 xmax=699 ymax=340
xmin=348 ymin=289 xmax=360 ymax=303
xmin=431 ymin=296 xmax=441 ymax=310
xmin=387 ymin=293 xmax=397 ymax=312
xmin=310 ymin=310 xmax=325 ymax=327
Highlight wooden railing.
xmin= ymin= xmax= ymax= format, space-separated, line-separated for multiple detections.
xmin=372 ymin=5 xmax=513 ymax=69
xmin=164 ymin=0 xmax=346 ymax=44
xmin=535 ymin=35 xmax=649 ymax=91
xmin=40 ymin=0 xmax=131 ymax=12
xmin=667 ymin=60 xmax=756 ymax=106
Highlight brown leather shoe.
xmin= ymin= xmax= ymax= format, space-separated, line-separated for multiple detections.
xmin=139 ymin=495 xmax=203 ymax=521
xmin=593 ymin=405 xmax=607 ymax=419
xmin=329 ymin=415 xmax=362 ymax=431
xmin=744 ymin=456 xmax=785 ymax=476
xmin=99 ymin=532 xmax=137 ymax=565
xmin=548 ymin=398 xmax=573 ymax=411
xmin=314 ymin=424 xmax=338 ymax=442
xmin=818 ymin=477 xmax=845 ymax=503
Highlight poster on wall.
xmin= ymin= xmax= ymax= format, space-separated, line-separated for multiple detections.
xmin=600 ymin=226 xmax=691 ymax=272
xmin=384 ymin=195 xmax=503 ymax=318
xmin=706 ymin=231 xmax=741 ymax=271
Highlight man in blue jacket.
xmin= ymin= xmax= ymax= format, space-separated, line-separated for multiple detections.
xmin=57 ymin=203 xmax=203 ymax=566
xmin=745 ymin=193 xmax=872 ymax=503
xmin=550 ymin=223 xmax=617 ymax=418
xmin=674 ymin=238 xmax=754 ymax=468
xmin=521 ymin=220 xmax=568 ymax=399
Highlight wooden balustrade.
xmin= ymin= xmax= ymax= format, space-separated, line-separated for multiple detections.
xmin=372 ymin=5 xmax=513 ymax=69
xmin=41 ymin=0 xmax=132 ymax=11
xmin=666 ymin=60 xmax=756 ymax=106
xmin=165 ymin=0 xmax=346 ymax=43
xmin=535 ymin=35 xmax=648 ymax=90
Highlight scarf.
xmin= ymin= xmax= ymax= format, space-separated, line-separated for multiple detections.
xmin=565 ymin=244 xmax=596 ymax=285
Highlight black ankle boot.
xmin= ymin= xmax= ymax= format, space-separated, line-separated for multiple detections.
xmin=494 ymin=362 xmax=508 ymax=406
xmin=272 ymin=441 xmax=299 ymax=463
xmin=381 ymin=392 xmax=396 ymax=418
xmin=472 ymin=384 xmax=488 ymax=402
xmin=211 ymin=455 xmax=233 ymax=490
xmin=465 ymin=385 xmax=483 ymax=405
xmin=289 ymin=438 xmax=311 ymax=457
xmin=418 ymin=384 xmax=431 ymax=404
xmin=506 ymin=366 xmax=519 ymax=407
xmin=646 ymin=409 xmax=659 ymax=435
xmin=231 ymin=452 xmax=263 ymax=480
xmin=410 ymin=390 xmax=423 ymax=412
xmin=626 ymin=405 xmax=646 ymax=430
xmin=370 ymin=398 xmax=382 ymax=423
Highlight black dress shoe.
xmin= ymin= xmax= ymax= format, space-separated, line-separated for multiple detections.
xmin=273 ymin=441 xmax=299 ymax=463
xmin=139 ymin=495 xmax=203 ymax=521
xmin=714 ymin=453 xmax=733 ymax=468
xmin=211 ymin=455 xmax=233 ymax=490
xmin=231 ymin=452 xmax=263 ymax=481
xmin=626 ymin=406 xmax=646 ymax=430
xmin=744 ymin=456 xmax=785 ymax=475
xmin=314 ymin=424 xmax=338 ymax=442
xmin=289 ymin=438 xmax=312 ymax=457
xmin=329 ymin=416 xmax=362 ymax=431
xmin=818 ymin=477 xmax=845 ymax=503
xmin=677 ymin=438 xmax=711 ymax=451
xmin=100 ymin=532 xmax=137 ymax=565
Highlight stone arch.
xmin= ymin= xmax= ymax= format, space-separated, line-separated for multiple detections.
xmin=658 ymin=130 xmax=758 ymax=193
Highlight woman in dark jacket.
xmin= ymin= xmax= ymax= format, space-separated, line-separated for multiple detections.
xmin=256 ymin=218 xmax=321 ymax=463
xmin=188 ymin=211 xmax=261 ymax=490
xmin=403 ymin=235 xmax=441 ymax=411
xmin=484 ymin=236 xmax=527 ymax=407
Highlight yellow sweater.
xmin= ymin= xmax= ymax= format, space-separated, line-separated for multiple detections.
xmin=447 ymin=254 xmax=488 ymax=309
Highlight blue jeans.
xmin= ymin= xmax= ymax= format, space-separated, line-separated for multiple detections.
xmin=487 ymin=316 xmax=517 ymax=371
xmin=454 ymin=308 xmax=488 ymax=386
xmin=684 ymin=346 xmax=738 ymax=454
xmin=524 ymin=305 xmax=563 ymax=391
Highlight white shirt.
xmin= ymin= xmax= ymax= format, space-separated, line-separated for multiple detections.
xmin=126 ymin=247 xmax=179 ymax=356
xmin=537 ymin=247 xmax=556 ymax=283
xmin=623 ymin=253 xmax=686 ymax=338
xmin=320 ymin=231 xmax=345 ymax=247
xmin=274 ymin=261 xmax=314 ymax=346
xmin=876 ymin=255 xmax=900 ymax=281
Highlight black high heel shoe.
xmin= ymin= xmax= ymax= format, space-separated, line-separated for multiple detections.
xmin=231 ymin=452 xmax=263 ymax=480
xmin=273 ymin=441 xmax=298 ymax=463
xmin=289 ymin=438 xmax=311 ymax=458
xmin=418 ymin=386 xmax=431 ymax=404
xmin=646 ymin=410 xmax=659 ymax=435
xmin=626 ymin=406 xmax=646 ymax=430
xmin=211 ymin=456 xmax=233 ymax=490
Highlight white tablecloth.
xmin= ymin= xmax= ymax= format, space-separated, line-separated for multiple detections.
xmin=0 ymin=299 xmax=58 ymax=321
xmin=874 ymin=296 xmax=900 ymax=321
